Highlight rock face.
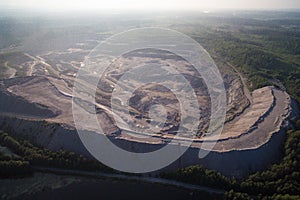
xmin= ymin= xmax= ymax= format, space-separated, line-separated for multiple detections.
xmin=0 ymin=105 xmax=291 ymax=178
xmin=0 ymin=80 xmax=56 ymax=118
xmin=0 ymin=73 xmax=297 ymax=177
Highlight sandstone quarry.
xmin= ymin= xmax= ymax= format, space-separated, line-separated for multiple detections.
xmin=0 ymin=50 xmax=298 ymax=177
xmin=0 ymin=74 xmax=297 ymax=177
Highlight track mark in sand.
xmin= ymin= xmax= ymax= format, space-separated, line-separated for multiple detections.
xmin=4 ymin=61 xmax=17 ymax=78
xmin=24 ymin=53 xmax=59 ymax=77
xmin=227 ymin=62 xmax=253 ymax=104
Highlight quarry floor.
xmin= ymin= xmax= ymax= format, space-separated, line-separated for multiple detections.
xmin=1 ymin=75 xmax=291 ymax=152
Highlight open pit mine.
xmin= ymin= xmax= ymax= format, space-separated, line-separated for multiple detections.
xmin=0 ymin=49 xmax=298 ymax=177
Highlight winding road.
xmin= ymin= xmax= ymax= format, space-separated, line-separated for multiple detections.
xmin=33 ymin=166 xmax=225 ymax=195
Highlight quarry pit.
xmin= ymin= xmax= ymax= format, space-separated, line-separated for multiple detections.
xmin=0 ymin=49 xmax=297 ymax=177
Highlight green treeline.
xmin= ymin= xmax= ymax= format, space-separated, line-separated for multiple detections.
xmin=0 ymin=131 xmax=114 ymax=178
xmin=0 ymin=149 xmax=32 ymax=178
xmin=161 ymin=129 xmax=300 ymax=199
xmin=237 ymin=130 xmax=300 ymax=197
xmin=194 ymin=24 xmax=300 ymax=103
xmin=164 ymin=24 xmax=300 ymax=198
xmin=161 ymin=165 xmax=233 ymax=190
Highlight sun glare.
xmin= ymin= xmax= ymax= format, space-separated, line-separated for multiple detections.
xmin=0 ymin=0 xmax=299 ymax=11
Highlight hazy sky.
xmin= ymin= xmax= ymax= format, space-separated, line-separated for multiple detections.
xmin=0 ymin=0 xmax=299 ymax=11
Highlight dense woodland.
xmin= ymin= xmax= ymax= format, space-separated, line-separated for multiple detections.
xmin=162 ymin=129 xmax=300 ymax=199
xmin=166 ymin=16 xmax=300 ymax=199
xmin=192 ymin=17 xmax=300 ymax=103
xmin=0 ymin=131 xmax=114 ymax=178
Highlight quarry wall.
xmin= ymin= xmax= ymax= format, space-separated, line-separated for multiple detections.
xmin=0 ymin=113 xmax=290 ymax=178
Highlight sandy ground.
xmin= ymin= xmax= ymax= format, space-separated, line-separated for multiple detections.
xmin=210 ymin=88 xmax=290 ymax=151
xmin=1 ymin=74 xmax=292 ymax=152
xmin=0 ymin=49 xmax=293 ymax=152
